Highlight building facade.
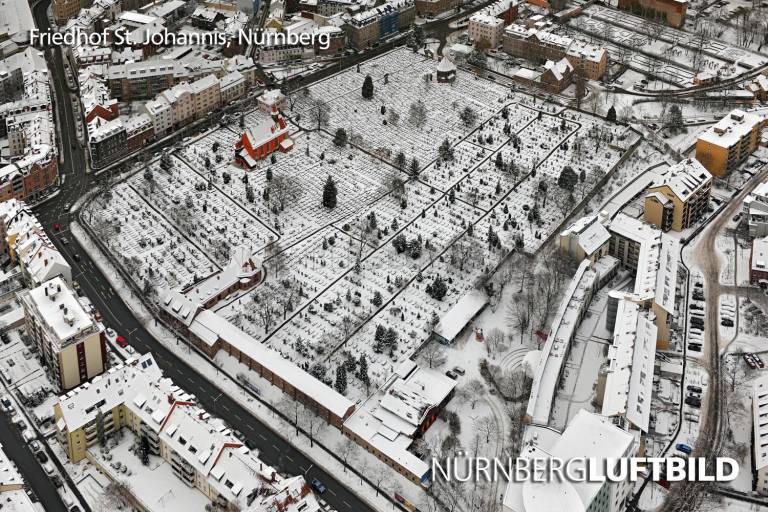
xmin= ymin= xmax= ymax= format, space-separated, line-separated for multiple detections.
xmin=644 ymin=158 xmax=712 ymax=232
xmin=751 ymin=237 xmax=768 ymax=287
xmin=744 ymin=181 xmax=768 ymax=237
xmin=695 ymin=109 xmax=762 ymax=177
xmin=617 ymin=0 xmax=688 ymax=28
xmin=21 ymin=277 xmax=106 ymax=391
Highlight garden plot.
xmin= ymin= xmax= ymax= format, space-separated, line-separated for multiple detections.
xmin=83 ymin=183 xmax=216 ymax=292
xmin=128 ymin=157 xmax=276 ymax=265
xmin=293 ymin=48 xmax=511 ymax=164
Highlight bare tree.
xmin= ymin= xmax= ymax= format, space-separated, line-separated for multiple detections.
xmin=450 ymin=238 xmax=474 ymax=272
xmin=475 ymin=415 xmax=498 ymax=443
xmin=309 ymin=99 xmax=330 ymax=130
xmin=421 ymin=341 xmax=447 ymax=369
xmin=484 ymin=328 xmax=505 ymax=357
xmin=336 ymin=438 xmax=355 ymax=472
xmin=464 ymin=379 xmax=486 ymax=410
xmin=252 ymin=285 xmax=278 ymax=332
xmin=270 ymin=174 xmax=303 ymax=212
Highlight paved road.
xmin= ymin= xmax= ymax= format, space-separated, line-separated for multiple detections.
xmin=0 ymin=411 xmax=68 ymax=512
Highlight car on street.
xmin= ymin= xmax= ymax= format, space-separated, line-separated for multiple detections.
xmin=63 ymin=203 xmax=71 ymax=211
xmin=105 ymin=328 xmax=116 ymax=339
xmin=687 ymin=385 xmax=702 ymax=393
xmin=685 ymin=396 xmax=701 ymax=408
xmin=35 ymin=451 xmax=48 ymax=464
xmin=115 ymin=335 xmax=128 ymax=348
xmin=676 ymin=443 xmax=692 ymax=455
xmin=73 ymin=253 xmax=81 ymax=262
xmin=688 ymin=343 xmax=701 ymax=352
xmin=311 ymin=478 xmax=327 ymax=494
xmin=445 ymin=370 xmax=458 ymax=380
xmin=53 ymin=223 xmax=60 ymax=231
xmin=61 ymin=237 xmax=69 ymax=245
xmin=452 ymin=366 xmax=466 ymax=376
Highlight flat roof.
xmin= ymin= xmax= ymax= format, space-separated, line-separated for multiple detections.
xmin=432 ymin=289 xmax=487 ymax=342
xmin=698 ymin=109 xmax=761 ymax=148
xmin=22 ymin=277 xmax=96 ymax=346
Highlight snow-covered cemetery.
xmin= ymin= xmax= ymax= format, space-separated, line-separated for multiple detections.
xmin=1 ymin=0 xmax=768 ymax=508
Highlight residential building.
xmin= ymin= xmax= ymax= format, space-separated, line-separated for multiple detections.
xmin=190 ymin=74 xmax=221 ymax=119
xmin=125 ymin=113 xmax=154 ymax=152
xmin=539 ymin=57 xmax=573 ymax=93
xmin=107 ymin=61 xmax=179 ymax=101
xmin=559 ymin=212 xmax=611 ymax=263
xmin=415 ymin=0 xmax=458 ymax=16
xmin=608 ymin=214 xmax=680 ymax=349
xmin=617 ymin=0 xmax=688 ymax=28
xmin=140 ymin=95 xmax=173 ymax=137
xmin=597 ymin=299 xmax=657 ymax=433
xmin=0 ymin=145 xmax=58 ymax=203
xmin=644 ymin=158 xmax=712 ymax=232
xmin=88 ymin=117 xmax=128 ymax=168
xmin=0 ymin=443 xmax=39 ymax=511
xmin=21 ymin=277 xmax=106 ymax=391
xmin=53 ymin=353 xmax=321 ymax=512
xmin=344 ymin=0 xmax=414 ymax=50
xmin=0 ymin=0 xmax=35 ymax=56
xmin=53 ymin=0 xmax=82 ymax=25
xmin=79 ymin=70 xmax=119 ymax=124
xmin=160 ymin=82 xmax=195 ymax=128
xmin=469 ymin=15 xmax=505 ymax=48
xmin=16 ymin=228 xmax=72 ymax=286
xmin=751 ymin=236 xmax=768 ymax=287
xmin=503 ymin=24 xmax=608 ymax=80
xmin=526 ymin=257 xmax=619 ymax=425
xmin=503 ymin=410 xmax=636 ymax=512
xmin=744 ymin=180 xmax=768 ymax=237
xmin=695 ymin=109 xmax=762 ymax=177
xmin=754 ymin=374 xmax=768 ymax=494
xmin=219 ymin=70 xmax=246 ymax=104
xmin=234 ymin=110 xmax=293 ymax=167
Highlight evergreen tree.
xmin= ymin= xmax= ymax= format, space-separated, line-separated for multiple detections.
xmin=333 ymin=128 xmax=348 ymax=147
xmin=429 ymin=276 xmax=448 ymax=300
xmin=335 ymin=365 xmax=347 ymax=394
xmin=448 ymin=188 xmax=456 ymax=204
xmin=357 ymin=355 xmax=370 ymax=389
xmin=408 ymin=158 xmax=420 ymax=178
xmin=385 ymin=327 xmax=398 ymax=350
xmin=322 ymin=175 xmax=337 ymax=208
xmin=362 ymin=75 xmax=374 ymax=99
xmin=266 ymin=168 xmax=273 ymax=181
xmin=606 ymin=105 xmax=617 ymax=122
xmin=438 ymin=139 xmax=454 ymax=161
xmin=557 ymin=166 xmax=578 ymax=191
xmin=372 ymin=290 xmax=383 ymax=307
xmin=396 ymin=152 xmax=406 ymax=170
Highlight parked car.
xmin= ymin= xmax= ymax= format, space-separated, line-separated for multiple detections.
xmin=685 ymin=396 xmax=701 ymax=408
xmin=311 ymin=478 xmax=327 ymax=494
xmin=115 ymin=336 xmax=128 ymax=348
xmin=721 ymin=319 xmax=734 ymax=327
xmin=452 ymin=366 xmax=466 ymax=376
xmin=445 ymin=370 xmax=458 ymax=380
xmin=688 ymin=343 xmax=701 ymax=352
xmin=0 ymin=395 xmax=12 ymax=412
xmin=687 ymin=385 xmax=702 ymax=393
xmin=43 ymin=463 xmax=55 ymax=476
xmin=745 ymin=353 xmax=758 ymax=369
xmin=35 ymin=451 xmax=48 ymax=464
xmin=676 ymin=443 xmax=693 ymax=455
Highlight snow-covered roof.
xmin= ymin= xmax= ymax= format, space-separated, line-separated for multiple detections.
xmin=21 ymin=277 xmax=98 ymax=348
xmin=653 ymin=234 xmax=679 ymax=315
xmin=752 ymin=236 xmax=768 ymax=275
xmin=159 ymin=290 xmax=355 ymax=421
xmin=436 ymin=56 xmax=456 ymax=74
xmin=89 ymin=117 xmax=125 ymax=142
xmin=560 ymin=214 xmax=610 ymax=257
xmin=504 ymin=410 xmax=635 ymax=512
xmin=432 ymin=289 xmax=488 ymax=342
xmin=0 ymin=0 xmax=35 ymax=44
xmin=190 ymin=73 xmax=219 ymax=94
xmin=543 ymin=58 xmax=572 ymax=81
xmin=259 ymin=89 xmax=286 ymax=107
xmin=647 ymin=158 xmax=712 ymax=203
xmin=601 ymin=300 xmax=657 ymax=432
xmin=527 ymin=260 xmax=598 ymax=425
xmin=698 ymin=109 xmax=761 ymax=148
xmin=183 ymin=246 xmax=261 ymax=305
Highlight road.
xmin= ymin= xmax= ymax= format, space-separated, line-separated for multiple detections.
xmin=25 ymin=2 xmax=379 ymax=511
xmin=0 ymin=410 xmax=67 ymax=512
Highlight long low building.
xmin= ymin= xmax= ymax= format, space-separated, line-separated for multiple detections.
xmin=525 ymin=256 xmax=618 ymax=426
xmin=159 ymin=289 xmax=356 ymax=427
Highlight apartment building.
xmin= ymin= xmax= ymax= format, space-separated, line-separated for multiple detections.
xmin=140 ymin=96 xmax=173 ymax=137
xmin=52 ymin=0 xmax=81 ymax=25
xmin=754 ymin=374 xmax=768 ymax=494
xmin=751 ymin=236 xmax=768 ymax=287
xmin=503 ymin=24 xmax=608 ymax=80
xmin=160 ymin=82 xmax=195 ymax=128
xmin=21 ymin=277 xmax=106 ymax=391
xmin=559 ymin=212 xmax=611 ymax=263
xmin=744 ymin=180 xmax=768 ymax=237
xmin=88 ymin=118 xmax=128 ymax=168
xmin=53 ymin=353 xmax=321 ymax=512
xmin=415 ymin=0 xmax=458 ymax=16
xmin=190 ymin=74 xmax=222 ymax=119
xmin=107 ymin=61 xmax=179 ymax=101
xmin=125 ymin=113 xmax=154 ymax=152
xmin=696 ymin=109 xmax=762 ymax=177
xmin=0 ymin=145 xmax=58 ymax=203
xmin=469 ymin=15 xmax=505 ymax=48
xmin=644 ymin=158 xmax=712 ymax=232
xmin=617 ymin=0 xmax=688 ymax=28
xmin=344 ymin=0 xmax=415 ymax=50
xmin=219 ymin=70 xmax=246 ymax=104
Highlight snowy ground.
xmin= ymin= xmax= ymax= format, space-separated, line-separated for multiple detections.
xmin=83 ymin=47 xmax=639 ymax=408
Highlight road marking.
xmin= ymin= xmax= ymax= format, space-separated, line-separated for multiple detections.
xmin=246 ymin=425 xmax=254 ymax=431
xmin=272 ymin=444 xmax=280 ymax=451
xmin=328 ymin=489 xmax=336 ymax=496
xmin=343 ymin=500 xmax=351 ymax=508
xmin=258 ymin=434 xmax=267 ymax=441
xmin=220 ymin=404 xmax=230 ymax=412
xmin=233 ymin=413 xmax=241 ymax=421
xmin=285 ymin=455 xmax=293 ymax=462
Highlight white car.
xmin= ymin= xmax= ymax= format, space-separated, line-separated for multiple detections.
xmin=105 ymin=328 xmax=116 ymax=340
